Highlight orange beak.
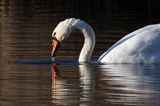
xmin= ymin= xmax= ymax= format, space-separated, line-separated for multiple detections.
xmin=51 ymin=38 xmax=60 ymax=57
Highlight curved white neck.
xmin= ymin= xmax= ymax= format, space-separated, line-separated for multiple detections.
xmin=70 ymin=20 xmax=95 ymax=62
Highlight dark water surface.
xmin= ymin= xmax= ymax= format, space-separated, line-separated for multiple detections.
xmin=1 ymin=0 xmax=160 ymax=106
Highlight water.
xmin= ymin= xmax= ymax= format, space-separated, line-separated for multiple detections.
xmin=1 ymin=63 xmax=160 ymax=106
xmin=1 ymin=0 xmax=160 ymax=106
xmin=51 ymin=64 xmax=160 ymax=105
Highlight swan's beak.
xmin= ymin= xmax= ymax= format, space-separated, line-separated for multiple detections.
xmin=51 ymin=38 xmax=60 ymax=62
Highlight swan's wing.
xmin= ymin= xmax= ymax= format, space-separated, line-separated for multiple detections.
xmin=98 ymin=24 xmax=157 ymax=61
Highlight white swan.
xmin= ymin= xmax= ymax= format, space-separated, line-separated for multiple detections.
xmin=51 ymin=18 xmax=160 ymax=63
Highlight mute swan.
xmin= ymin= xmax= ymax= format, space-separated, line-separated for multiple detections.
xmin=51 ymin=18 xmax=160 ymax=63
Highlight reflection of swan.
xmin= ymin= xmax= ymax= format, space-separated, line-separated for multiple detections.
xmin=79 ymin=65 xmax=95 ymax=104
xmin=51 ymin=65 xmax=71 ymax=105
xmin=51 ymin=18 xmax=160 ymax=63
xmin=51 ymin=64 xmax=96 ymax=105
xmin=100 ymin=64 xmax=159 ymax=105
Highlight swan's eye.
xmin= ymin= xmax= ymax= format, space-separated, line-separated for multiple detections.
xmin=53 ymin=32 xmax=56 ymax=36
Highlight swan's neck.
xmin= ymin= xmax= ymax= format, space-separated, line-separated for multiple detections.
xmin=71 ymin=20 xmax=95 ymax=62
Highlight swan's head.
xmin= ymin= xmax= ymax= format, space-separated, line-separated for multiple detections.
xmin=51 ymin=18 xmax=76 ymax=62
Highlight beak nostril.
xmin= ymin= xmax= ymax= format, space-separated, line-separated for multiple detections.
xmin=51 ymin=41 xmax=53 ymax=44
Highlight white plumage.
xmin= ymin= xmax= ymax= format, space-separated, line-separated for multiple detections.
xmin=52 ymin=18 xmax=160 ymax=63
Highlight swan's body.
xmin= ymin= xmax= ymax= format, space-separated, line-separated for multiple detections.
xmin=51 ymin=18 xmax=160 ymax=63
